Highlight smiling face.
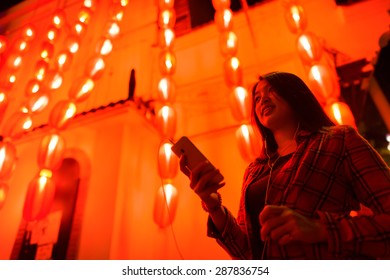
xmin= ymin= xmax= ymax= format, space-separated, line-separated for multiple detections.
xmin=253 ymin=80 xmax=297 ymax=132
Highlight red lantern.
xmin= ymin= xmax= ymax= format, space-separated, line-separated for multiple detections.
xmin=38 ymin=133 xmax=65 ymax=170
xmin=296 ymin=32 xmax=323 ymax=64
xmin=236 ymin=124 xmax=262 ymax=162
xmin=214 ymin=9 xmax=233 ymax=32
xmin=78 ymin=7 xmax=92 ymax=24
xmin=153 ymin=183 xmax=178 ymax=228
xmin=40 ymin=41 xmax=54 ymax=61
xmin=220 ymin=31 xmax=238 ymax=57
xmin=157 ymin=76 xmax=176 ymax=103
xmin=159 ymin=51 xmax=176 ymax=75
xmin=52 ymin=9 xmax=66 ymax=28
xmin=158 ymin=28 xmax=175 ymax=50
xmin=55 ymin=51 xmax=73 ymax=72
xmin=26 ymin=91 xmax=50 ymax=114
xmin=85 ymin=55 xmax=105 ymax=80
xmin=2 ymin=111 xmax=33 ymax=139
xmin=0 ymin=35 xmax=7 ymax=54
xmin=158 ymin=9 xmax=176 ymax=29
xmin=159 ymin=0 xmax=175 ymax=9
xmin=7 ymin=52 xmax=23 ymax=70
xmin=106 ymin=21 xmax=120 ymax=39
xmin=0 ymin=182 xmax=8 ymax=209
xmin=156 ymin=105 xmax=177 ymax=138
xmin=224 ymin=56 xmax=243 ymax=88
xmin=212 ymin=0 xmax=231 ymax=11
xmin=0 ymin=90 xmax=9 ymax=118
xmin=324 ymin=101 xmax=356 ymax=128
xmin=43 ymin=70 xmax=63 ymax=90
xmin=158 ymin=140 xmax=178 ymax=179
xmin=46 ymin=25 xmax=60 ymax=43
xmin=13 ymin=38 xmax=29 ymax=53
xmin=49 ymin=100 xmax=77 ymax=130
xmin=229 ymin=86 xmax=251 ymax=121
xmin=23 ymin=171 xmax=56 ymax=221
xmin=34 ymin=59 xmax=49 ymax=81
xmin=308 ymin=64 xmax=340 ymax=101
xmin=0 ymin=140 xmax=17 ymax=179
xmin=68 ymin=77 xmax=95 ymax=102
xmin=96 ymin=37 xmax=113 ymax=56
xmin=72 ymin=21 xmax=87 ymax=37
xmin=284 ymin=4 xmax=307 ymax=34
xmin=65 ymin=35 xmax=80 ymax=54
xmin=22 ymin=25 xmax=36 ymax=41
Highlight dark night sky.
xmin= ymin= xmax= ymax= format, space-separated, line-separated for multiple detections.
xmin=0 ymin=0 xmax=25 ymax=13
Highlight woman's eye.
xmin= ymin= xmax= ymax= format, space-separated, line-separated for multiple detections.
xmin=255 ymin=96 xmax=260 ymax=103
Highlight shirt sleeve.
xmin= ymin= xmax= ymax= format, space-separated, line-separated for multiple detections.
xmin=317 ymin=126 xmax=390 ymax=258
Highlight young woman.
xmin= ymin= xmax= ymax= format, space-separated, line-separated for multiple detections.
xmin=180 ymin=72 xmax=390 ymax=259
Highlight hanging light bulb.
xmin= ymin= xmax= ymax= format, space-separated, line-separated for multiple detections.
xmin=284 ymin=4 xmax=307 ymax=34
xmin=85 ymin=55 xmax=106 ymax=80
xmin=159 ymin=28 xmax=175 ymax=49
xmin=78 ymin=7 xmax=92 ymax=24
xmin=34 ymin=60 xmax=49 ymax=81
xmin=26 ymin=91 xmax=50 ymax=114
xmin=65 ymin=35 xmax=80 ymax=54
xmin=72 ymin=21 xmax=87 ymax=37
xmin=53 ymin=9 xmax=66 ymax=28
xmin=159 ymin=51 xmax=176 ymax=75
xmin=38 ymin=133 xmax=65 ymax=170
xmin=106 ymin=21 xmax=120 ymax=38
xmin=158 ymin=9 xmax=176 ymax=29
xmin=156 ymin=105 xmax=177 ymax=138
xmin=55 ymin=51 xmax=73 ymax=72
xmin=44 ymin=70 xmax=63 ymax=90
xmin=157 ymin=76 xmax=176 ymax=103
xmin=40 ymin=42 xmax=54 ymax=61
xmin=229 ymin=86 xmax=251 ymax=121
xmin=47 ymin=25 xmax=60 ymax=42
xmin=236 ymin=124 xmax=261 ymax=162
xmin=7 ymin=53 xmax=23 ymax=70
xmin=13 ymin=38 xmax=29 ymax=53
xmin=68 ymin=77 xmax=95 ymax=102
xmin=96 ymin=37 xmax=113 ymax=56
xmin=0 ymin=90 xmax=8 ymax=118
xmin=25 ymin=79 xmax=41 ymax=97
xmin=214 ymin=9 xmax=233 ymax=32
xmin=224 ymin=56 xmax=243 ymax=87
xmin=296 ymin=32 xmax=323 ymax=64
xmin=153 ymin=183 xmax=178 ymax=228
xmin=49 ymin=100 xmax=77 ymax=130
xmin=308 ymin=64 xmax=340 ymax=101
xmin=158 ymin=140 xmax=178 ymax=179
xmin=219 ymin=31 xmax=238 ymax=56
xmin=22 ymin=25 xmax=36 ymax=41
xmin=324 ymin=101 xmax=356 ymax=128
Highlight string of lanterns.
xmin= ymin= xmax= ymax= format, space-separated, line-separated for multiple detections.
xmin=282 ymin=0 xmax=356 ymax=127
xmin=212 ymin=0 xmax=261 ymax=162
xmin=153 ymin=0 xmax=180 ymax=228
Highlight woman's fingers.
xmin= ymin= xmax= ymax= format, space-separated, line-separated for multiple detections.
xmin=179 ymin=155 xmax=191 ymax=177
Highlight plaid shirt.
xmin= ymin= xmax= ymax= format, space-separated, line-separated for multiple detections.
xmin=207 ymin=125 xmax=390 ymax=259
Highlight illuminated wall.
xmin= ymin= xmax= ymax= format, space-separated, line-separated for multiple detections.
xmin=0 ymin=0 xmax=388 ymax=259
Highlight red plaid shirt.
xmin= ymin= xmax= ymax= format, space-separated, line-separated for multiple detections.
xmin=207 ymin=125 xmax=390 ymax=259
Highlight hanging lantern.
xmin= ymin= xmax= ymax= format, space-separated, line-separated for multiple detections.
xmin=43 ymin=70 xmax=63 ymax=90
xmin=55 ymin=51 xmax=73 ymax=72
xmin=158 ymin=9 xmax=176 ymax=29
xmin=157 ymin=76 xmax=176 ymax=103
xmin=220 ymin=31 xmax=238 ymax=57
xmin=65 ymin=35 xmax=80 ymax=54
xmin=34 ymin=59 xmax=49 ymax=81
xmin=96 ymin=37 xmax=113 ymax=56
xmin=1 ymin=71 xmax=17 ymax=90
xmin=52 ymin=9 xmax=66 ymax=28
xmin=2 ymin=111 xmax=33 ymax=139
xmin=158 ymin=140 xmax=178 ymax=179
xmin=22 ymin=25 xmax=36 ymax=41
xmin=85 ymin=55 xmax=106 ymax=80
xmin=236 ymin=124 xmax=262 ymax=162
xmin=159 ymin=0 xmax=174 ymax=9
xmin=156 ymin=105 xmax=177 ymax=138
xmin=25 ymin=79 xmax=41 ymax=97
xmin=49 ymin=100 xmax=77 ymax=130
xmin=284 ymin=4 xmax=307 ymax=34
xmin=229 ymin=86 xmax=251 ymax=121
xmin=224 ymin=56 xmax=243 ymax=87
xmin=23 ymin=170 xmax=56 ymax=221
xmin=106 ymin=21 xmax=120 ymax=38
xmin=0 ymin=90 xmax=8 ymax=118
xmin=214 ymin=9 xmax=233 ymax=32
xmin=119 ymin=0 xmax=129 ymax=7
xmin=158 ymin=28 xmax=175 ymax=49
xmin=7 ymin=53 xmax=23 ymax=70
xmin=83 ymin=0 xmax=94 ymax=8
xmin=78 ymin=7 xmax=92 ymax=24
xmin=109 ymin=4 xmax=124 ymax=22
xmin=26 ymin=91 xmax=50 ymax=114
xmin=297 ymin=32 xmax=323 ymax=64
xmin=0 ymin=182 xmax=8 ymax=210
xmin=72 ymin=21 xmax=87 ymax=37
xmin=159 ymin=51 xmax=176 ymax=75
xmin=153 ymin=183 xmax=178 ymax=228
xmin=38 ymin=133 xmax=65 ymax=170
xmin=0 ymin=35 xmax=7 ymax=54
xmin=212 ymin=0 xmax=231 ymax=11
xmin=40 ymin=42 xmax=54 ymax=61
xmin=13 ymin=38 xmax=29 ymax=53
xmin=68 ymin=77 xmax=95 ymax=103
xmin=308 ymin=64 xmax=340 ymax=101
xmin=324 ymin=101 xmax=356 ymax=128
xmin=46 ymin=25 xmax=60 ymax=42
xmin=0 ymin=140 xmax=17 ymax=179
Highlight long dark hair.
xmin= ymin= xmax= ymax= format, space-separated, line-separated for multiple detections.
xmin=251 ymin=71 xmax=335 ymax=156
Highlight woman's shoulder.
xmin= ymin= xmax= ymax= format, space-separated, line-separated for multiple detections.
xmin=317 ymin=125 xmax=357 ymax=138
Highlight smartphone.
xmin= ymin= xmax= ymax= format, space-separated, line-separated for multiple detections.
xmin=171 ymin=136 xmax=224 ymax=182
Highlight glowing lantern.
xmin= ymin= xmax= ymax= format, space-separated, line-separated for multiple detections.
xmin=106 ymin=21 xmax=120 ymax=38
xmin=308 ymin=64 xmax=340 ymax=101
xmin=78 ymin=7 xmax=92 ymax=24
xmin=40 ymin=42 xmax=54 ymax=61
xmin=68 ymin=77 xmax=95 ymax=102
xmin=26 ymin=91 xmax=50 ymax=114
xmin=0 ymin=90 xmax=8 ymax=118
xmin=96 ymin=37 xmax=113 ymax=56
xmin=23 ymin=170 xmax=56 ymax=221
xmin=0 ymin=140 xmax=17 ymax=179
xmin=109 ymin=5 xmax=124 ymax=22
xmin=44 ymin=70 xmax=63 ymax=90
xmin=159 ymin=28 xmax=175 ymax=49
xmin=220 ymin=31 xmax=238 ymax=56
xmin=34 ymin=60 xmax=49 ymax=81
xmin=236 ymin=124 xmax=262 ymax=162
xmin=13 ymin=38 xmax=28 ymax=53
xmin=214 ymin=9 xmax=233 ymax=32
xmin=52 ymin=9 xmax=66 ymax=28
xmin=297 ymin=32 xmax=323 ymax=64
xmin=2 ymin=72 xmax=17 ymax=89
xmin=158 ymin=9 xmax=176 ymax=29
xmin=7 ymin=53 xmax=23 ymax=70
xmin=49 ymin=100 xmax=77 ymax=130
xmin=324 ymin=101 xmax=356 ymax=128
xmin=22 ymin=25 xmax=35 ymax=41
xmin=159 ymin=0 xmax=174 ymax=9
xmin=0 ymin=183 xmax=8 ymax=209
xmin=2 ymin=111 xmax=33 ymax=138
xmin=212 ymin=0 xmax=231 ymax=11
xmin=153 ymin=183 xmax=178 ymax=228
xmin=158 ymin=141 xmax=178 ymax=179
xmin=72 ymin=22 xmax=87 ymax=37
xmin=157 ymin=76 xmax=176 ymax=103
xmin=83 ymin=0 xmax=94 ymax=8
xmin=47 ymin=25 xmax=60 ymax=42
xmin=229 ymin=86 xmax=251 ymax=121
xmin=156 ymin=105 xmax=177 ymax=138
xmin=85 ymin=55 xmax=105 ymax=79
xmin=120 ymin=0 xmax=129 ymax=7
xmin=0 ymin=36 xmax=7 ymax=54
xmin=284 ymin=4 xmax=307 ymax=34
xmin=25 ymin=79 xmax=41 ymax=97
xmin=55 ymin=51 xmax=73 ymax=72
xmin=159 ymin=51 xmax=176 ymax=75
xmin=224 ymin=56 xmax=243 ymax=87
xmin=38 ymin=133 xmax=65 ymax=170
xmin=65 ymin=35 xmax=80 ymax=54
